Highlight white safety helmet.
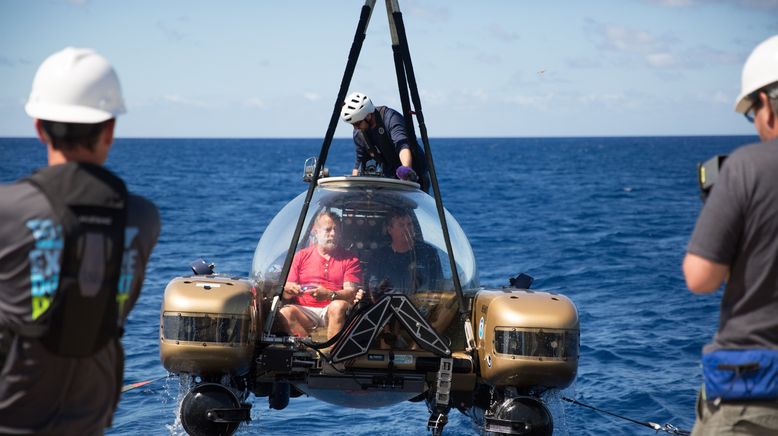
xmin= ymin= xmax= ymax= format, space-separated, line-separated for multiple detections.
xmin=340 ymin=91 xmax=375 ymax=123
xmin=25 ymin=47 xmax=126 ymax=123
xmin=734 ymin=35 xmax=778 ymax=113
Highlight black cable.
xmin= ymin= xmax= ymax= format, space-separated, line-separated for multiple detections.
xmin=562 ymin=397 xmax=691 ymax=435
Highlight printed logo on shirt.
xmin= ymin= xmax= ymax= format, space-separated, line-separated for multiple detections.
xmin=117 ymin=226 xmax=139 ymax=317
xmin=25 ymin=219 xmax=63 ymax=320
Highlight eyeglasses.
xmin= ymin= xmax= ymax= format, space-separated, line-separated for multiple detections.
xmin=745 ymin=108 xmax=756 ymax=123
xmin=744 ymin=96 xmax=760 ymax=123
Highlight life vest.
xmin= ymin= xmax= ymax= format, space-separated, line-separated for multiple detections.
xmin=358 ymin=106 xmax=429 ymax=192
xmin=16 ymin=162 xmax=127 ymax=357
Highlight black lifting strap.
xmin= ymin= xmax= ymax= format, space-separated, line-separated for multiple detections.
xmin=387 ymin=5 xmax=428 ymax=192
xmin=390 ymin=6 xmax=468 ymax=325
xmin=264 ymin=1 xmax=376 ymax=336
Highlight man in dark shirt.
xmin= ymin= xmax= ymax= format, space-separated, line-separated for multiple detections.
xmin=0 ymin=47 xmax=160 ymax=434
xmin=367 ymin=209 xmax=442 ymax=296
xmin=340 ymin=91 xmax=430 ymax=192
xmin=683 ymin=35 xmax=778 ymax=435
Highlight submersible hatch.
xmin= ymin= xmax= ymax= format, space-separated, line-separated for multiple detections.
xmin=158 ymin=2 xmax=580 ymax=435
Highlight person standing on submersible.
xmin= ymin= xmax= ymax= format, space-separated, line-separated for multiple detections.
xmin=340 ymin=91 xmax=430 ymax=192
xmin=0 ymin=48 xmax=160 ymax=434
xmin=683 ymin=35 xmax=778 ymax=435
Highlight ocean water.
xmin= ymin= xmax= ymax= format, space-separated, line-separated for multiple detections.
xmin=0 ymin=135 xmax=757 ymax=435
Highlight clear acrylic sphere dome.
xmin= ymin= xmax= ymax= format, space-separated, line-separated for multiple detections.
xmin=251 ymin=177 xmax=479 ymax=306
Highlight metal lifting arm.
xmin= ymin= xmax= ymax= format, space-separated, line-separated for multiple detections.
xmin=263 ymin=0 xmax=377 ymax=337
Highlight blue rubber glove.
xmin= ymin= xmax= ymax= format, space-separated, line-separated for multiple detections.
xmin=396 ymin=165 xmax=418 ymax=182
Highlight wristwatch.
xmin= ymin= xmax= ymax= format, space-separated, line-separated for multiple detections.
xmin=331 ymin=291 xmax=337 ymax=301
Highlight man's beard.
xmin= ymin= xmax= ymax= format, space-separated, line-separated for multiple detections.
xmin=321 ymin=240 xmax=337 ymax=251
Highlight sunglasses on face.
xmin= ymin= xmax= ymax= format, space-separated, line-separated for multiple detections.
xmin=744 ymin=94 xmax=761 ymax=123
xmin=351 ymin=118 xmax=368 ymax=129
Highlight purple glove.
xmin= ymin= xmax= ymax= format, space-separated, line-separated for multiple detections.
xmin=396 ymin=165 xmax=418 ymax=182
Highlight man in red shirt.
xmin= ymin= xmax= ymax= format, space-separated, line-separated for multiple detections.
xmin=279 ymin=211 xmax=362 ymax=340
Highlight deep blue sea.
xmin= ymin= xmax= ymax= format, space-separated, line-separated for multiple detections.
xmin=0 ymin=135 xmax=758 ymax=435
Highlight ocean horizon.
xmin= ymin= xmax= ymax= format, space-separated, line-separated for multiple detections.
xmin=0 ymin=135 xmax=758 ymax=435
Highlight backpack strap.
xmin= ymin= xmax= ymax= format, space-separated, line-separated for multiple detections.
xmin=18 ymin=162 xmax=127 ymax=357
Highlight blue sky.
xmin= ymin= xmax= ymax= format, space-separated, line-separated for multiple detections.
xmin=1 ymin=0 xmax=777 ymax=138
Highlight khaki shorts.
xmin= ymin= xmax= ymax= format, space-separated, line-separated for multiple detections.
xmin=295 ymin=305 xmax=330 ymax=330
xmin=692 ymin=387 xmax=778 ymax=436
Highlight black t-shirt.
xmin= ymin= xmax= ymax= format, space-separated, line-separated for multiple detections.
xmin=687 ymin=138 xmax=778 ymax=352
xmin=352 ymin=106 xmax=428 ymax=180
xmin=366 ymin=241 xmax=443 ymax=295
xmin=0 ymin=178 xmax=160 ymax=433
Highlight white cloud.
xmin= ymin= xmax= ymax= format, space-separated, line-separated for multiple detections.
xmin=601 ymin=25 xmax=671 ymax=54
xmin=243 ymin=98 xmax=265 ymax=109
xmin=697 ymin=90 xmax=732 ymax=104
xmin=156 ymin=21 xmax=186 ymax=42
xmin=489 ymin=24 xmax=520 ymax=42
xmin=577 ymin=92 xmax=635 ymax=108
xmin=419 ymin=89 xmax=448 ymax=105
xmin=461 ymin=89 xmax=489 ymax=103
xmin=163 ymin=95 xmax=208 ymax=108
xmin=505 ymin=93 xmax=554 ymax=111
xmin=645 ymin=0 xmax=778 ymax=11
xmin=0 ymin=97 xmax=25 ymax=109
xmin=403 ymin=0 xmax=451 ymax=23
xmin=683 ymin=46 xmax=741 ymax=67
xmin=741 ymin=0 xmax=778 ymax=11
xmin=566 ymin=57 xmax=602 ymax=69
xmin=303 ymin=92 xmax=321 ymax=102
xmin=644 ymin=0 xmax=695 ymax=6
xmin=584 ymin=18 xmax=678 ymax=60
xmin=646 ymin=52 xmax=677 ymax=68
xmin=475 ymin=52 xmax=502 ymax=65
xmin=585 ymin=19 xmax=741 ymax=70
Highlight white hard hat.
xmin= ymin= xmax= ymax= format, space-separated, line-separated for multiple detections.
xmin=25 ymin=47 xmax=126 ymax=123
xmin=340 ymin=91 xmax=375 ymax=123
xmin=734 ymin=35 xmax=778 ymax=113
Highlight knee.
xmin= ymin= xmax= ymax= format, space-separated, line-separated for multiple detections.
xmin=279 ymin=305 xmax=299 ymax=320
xmin=328 ymin=300 xmax=350 ymax=319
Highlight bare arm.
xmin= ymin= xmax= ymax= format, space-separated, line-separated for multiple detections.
xmin=682 ymin=253 xmax=729 ymax=294
xmin=399 ymin=148 xmax=412 ymax=167
xmin=339 ymin=281 xmax=358 ymax=302
xmin=282 ymin=281 xmax=302 ymax=300
xmin=310 ymin=281 xmax=359 ymax=304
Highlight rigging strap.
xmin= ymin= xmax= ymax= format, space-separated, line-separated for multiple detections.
xmin=386 ymin=2 xmax=471 ymax=348
xmin=263 ymin=0 xmax=377 ymax=337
